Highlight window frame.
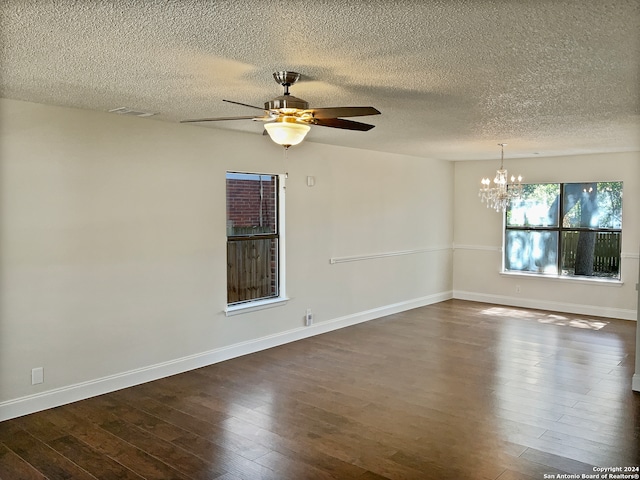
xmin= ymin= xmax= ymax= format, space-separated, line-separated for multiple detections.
xmin=225 ymin=171 xmax=288 ymax=315
xmin=503 ymin=181 xmax=623 ymax=282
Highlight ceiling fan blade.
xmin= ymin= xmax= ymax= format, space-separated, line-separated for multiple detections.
xmin=310 ymin=118 xmax=376 ymax=131
xmin=306 ymin=106 xmax=381 ymax=119
xmin=180 ymin=115 xmax=263 ymax=123
xmin=223 ymin=99 xmax=266 ymax=111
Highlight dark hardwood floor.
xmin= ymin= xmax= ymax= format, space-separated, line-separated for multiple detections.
xmin=1 ymin=299 xmax=639 ymax=479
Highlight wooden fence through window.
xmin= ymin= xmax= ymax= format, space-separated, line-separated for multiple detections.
xmin=227 ymin=237 xmax=278 ymax=304
xmin=562 ymin=231 xmax=621 ymax=274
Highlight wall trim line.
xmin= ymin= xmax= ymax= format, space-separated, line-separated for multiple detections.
xmin=0 ymin=291 xmax=453 ymax=422
xmin=330 ymin=245 xmax=452 ymax=264
xmin=453 ymin=290 xmax=637 ymax=321
xmin=452 ymin=244 xmax=501 ymax=252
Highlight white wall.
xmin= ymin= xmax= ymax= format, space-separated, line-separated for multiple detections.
xmin=0 ymin=99 xmax=454 ymax=419
xmin=453 ymin=152 xmax=640 ymax=320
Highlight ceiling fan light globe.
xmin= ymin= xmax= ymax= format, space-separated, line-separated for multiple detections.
xmin=264 ymin=121 xmax=310 ymax=147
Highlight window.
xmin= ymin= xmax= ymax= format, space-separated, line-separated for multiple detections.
xmin=505 ymin=182 xmax=622 ymax=279
xmin=226 ymin=172 xmax=283 ymax=306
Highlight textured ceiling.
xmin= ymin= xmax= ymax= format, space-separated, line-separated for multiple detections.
xmin=1 ymin=0 xmax=639 ymax=160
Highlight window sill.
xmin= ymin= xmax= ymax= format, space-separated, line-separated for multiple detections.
xmin=225 ymin=297 xmax=290 ymax=316
xmin=500 ymin=271 xmax=623 ymax=287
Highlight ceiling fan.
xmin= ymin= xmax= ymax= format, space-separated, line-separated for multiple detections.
xmin=181 ymin=71 xmax=381 ymax=148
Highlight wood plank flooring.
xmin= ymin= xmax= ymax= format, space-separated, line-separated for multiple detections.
xmin=1 ymin=299 xmax=639 ymax=479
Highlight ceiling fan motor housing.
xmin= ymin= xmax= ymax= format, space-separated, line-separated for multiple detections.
xmin=265 ymin=95 xmax=309 ymax=111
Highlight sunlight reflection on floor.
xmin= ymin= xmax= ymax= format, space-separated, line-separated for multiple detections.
xmin=480 ymin=306 xmax=609 ymax=330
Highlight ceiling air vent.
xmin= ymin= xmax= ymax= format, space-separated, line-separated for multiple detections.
xmin=108 ymin=107 xmax=156 ymax=117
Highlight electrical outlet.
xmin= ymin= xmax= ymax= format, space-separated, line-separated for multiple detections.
xmin=31 ymin=367 xmax=44 ymax=385
xmin=305 ymin=308 xmax=313 ymax=326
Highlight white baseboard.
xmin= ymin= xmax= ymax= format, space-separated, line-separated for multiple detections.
xmin=633 ymin=374 xmax=640 ymax=393
xmin=0 ymin=291 xmax=452 ymax=422
xmin=453 ymin=290 xmax=637 ymax=321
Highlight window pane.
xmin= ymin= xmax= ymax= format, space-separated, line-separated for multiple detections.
xmin=505 ymin=230 xmax=558 ymax=273
xmin=226 ymin=172 xmax=280 ymax=305
xmin=562 ymin=182 xmax=622 ymax=229
xmin=596 ymin=182 xmax=623 ymax=228
xmin=226 ymin=173 xmax=277 ymax=236
xmin=507 ymin=183 xmax=560 ymax=227
xmin=504 ymin=181 xmax=621 ymax=280
xmin=561 ymin=231 xmax=621 ymax=279
xmin=227 ymin=238 xmax=278 ymax=303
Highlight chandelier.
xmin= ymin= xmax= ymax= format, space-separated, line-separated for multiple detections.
xmin=479 ymin=143 xmax=523 ymax=212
